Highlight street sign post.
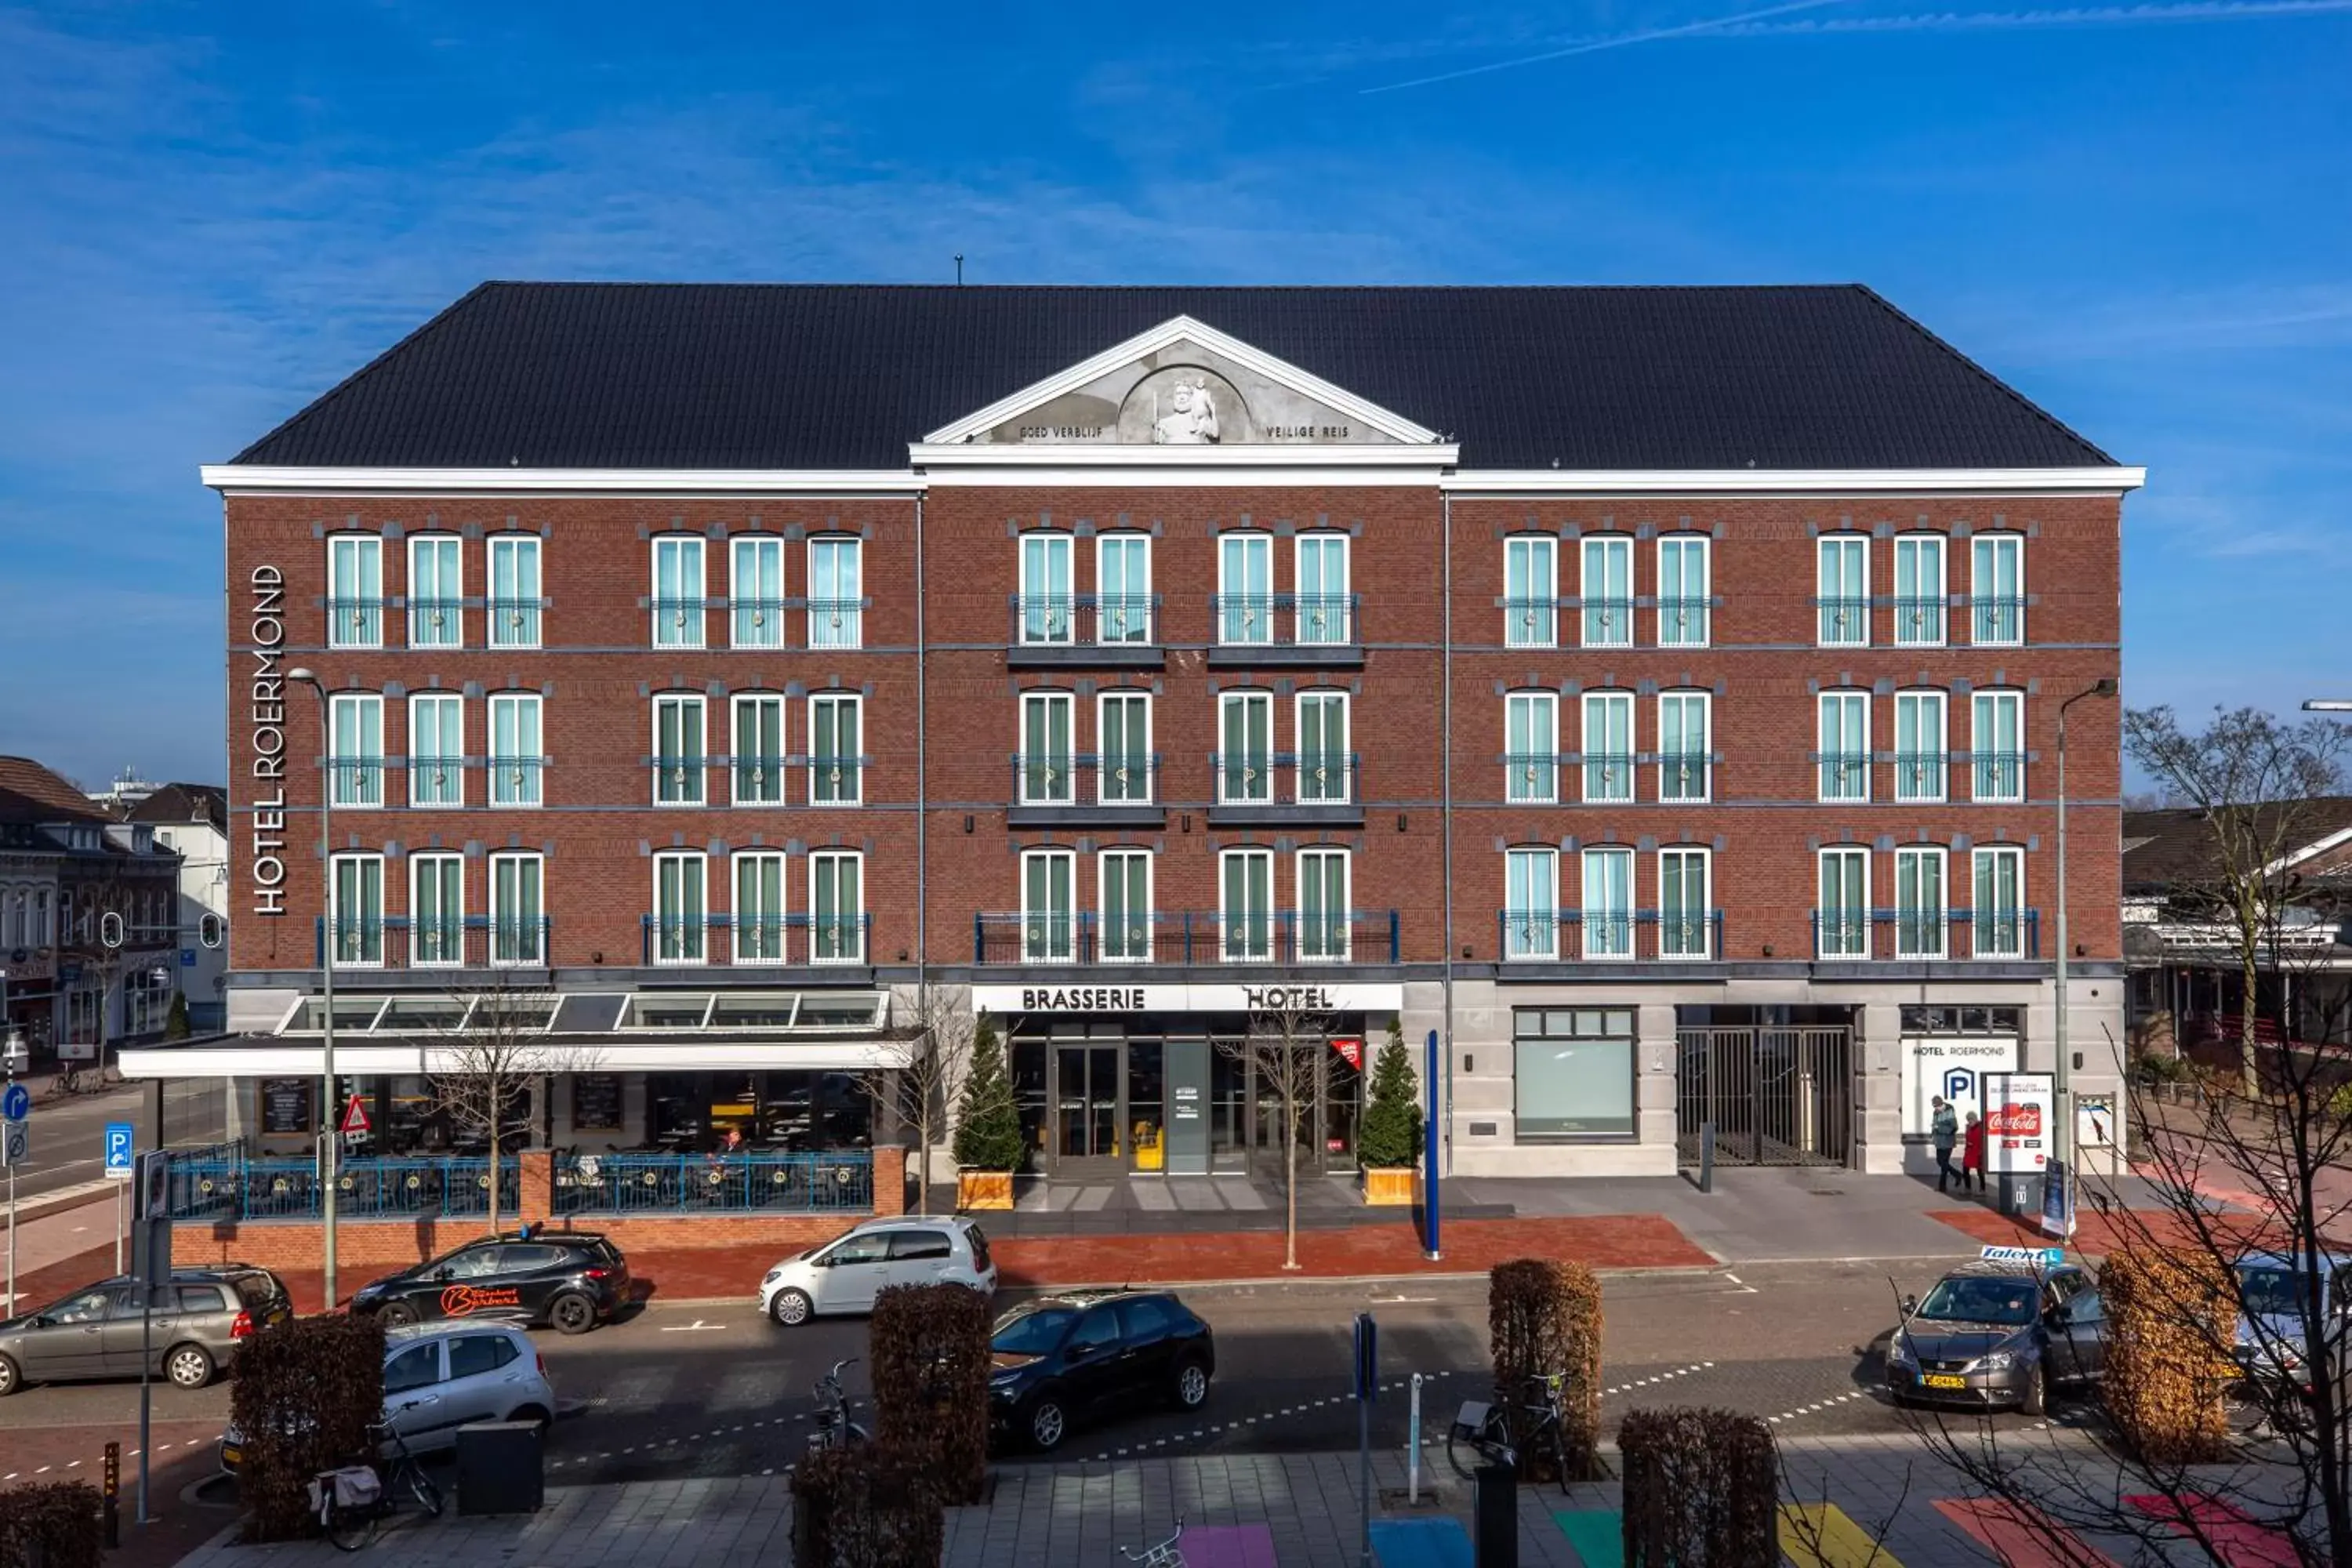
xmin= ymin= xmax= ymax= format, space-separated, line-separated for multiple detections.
xmin=1353 ymin=1312 xmax=1377 ymax=1568
xmin=106 ymin=1122 xmax=135 ymax=1273
xmin=339 ymin=1095 xmax=371 ymax=1137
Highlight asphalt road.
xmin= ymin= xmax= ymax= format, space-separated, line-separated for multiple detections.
xmin=0 ymin=1253 xmax=2100 ymax=1494
xmin=4 ymin=1080 xmax=220 ymax=1200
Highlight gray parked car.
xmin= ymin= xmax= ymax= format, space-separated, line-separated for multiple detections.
xmin=0 ymin=1265 xmax=292 ymax=1396
xmin=1885 ymin=1256 xmax=2107 ymax=1414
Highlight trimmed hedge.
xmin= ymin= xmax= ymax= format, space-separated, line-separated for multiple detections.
xmin=870 ymin=1282 xmax=992 ymax=1504
xmin=1619 ymin=1406 xmax=1778 ymax=1568
xmin=789 ymin=1441 xmax=945 ymax=1568
xmin=0 ymin=1481 xmax=103 ymax=1568
xmin=1488 ymin=1256 xmax=1604 ymax=1483
xmin=2101 ymin=1247 xmax=2234 ymax=1465
xmin=229 ymin=1312 xmax=387 ymax=1541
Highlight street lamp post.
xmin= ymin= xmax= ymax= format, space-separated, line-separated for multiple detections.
xmin=287 ymin=668 xmax=339 ymax=1310
xmin=2054 ymin=677 xmax=2119 ymax=1204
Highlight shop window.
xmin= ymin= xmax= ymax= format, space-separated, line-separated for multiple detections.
xmin=1514 ymin=1008 xmax=1636 ymax=1139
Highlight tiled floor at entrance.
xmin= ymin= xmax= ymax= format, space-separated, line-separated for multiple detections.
xmin=1019 ymin=1175 xmax=1272 ymax=1214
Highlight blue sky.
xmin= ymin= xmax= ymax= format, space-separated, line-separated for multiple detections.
xmin=3 ymin=0 xmax=2346 ymax=787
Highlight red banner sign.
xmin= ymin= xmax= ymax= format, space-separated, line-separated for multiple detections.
xmin=1987 ymin=1105 xmax=2042 ymax=1138
xmin=1329 ymin=1036 xmax=1363 ymax=1071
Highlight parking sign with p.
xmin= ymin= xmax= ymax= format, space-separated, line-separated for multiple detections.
xmin=104 ymin=1122 xmax=135 ymax=1180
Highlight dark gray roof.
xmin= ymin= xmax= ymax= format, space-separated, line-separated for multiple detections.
xmin=230 ymin=283 xmax=2115 ymax=473
xmin=2123 ymin=802 xmax=2352 ymax=891
xmin=126 ymin=784 xmax=229 ymax=832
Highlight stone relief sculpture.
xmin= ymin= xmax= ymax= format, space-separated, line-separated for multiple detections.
xmin=1150 ymin=373 xmax=1221 ymax=444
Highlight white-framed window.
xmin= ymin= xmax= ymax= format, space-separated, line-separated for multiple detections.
xmin=488 ymin=693 xmax=543 ymax=808
xmin=328 ymin=535 xmax=383 ymax=649
xmin=810 ymin=850 xmax=864 ymax=962
xmin=652 ymin=851 xmax=707 ymax=964
xmin=1581 ymin=691 xmax=1635 ymax=804
xmin=1098 ymin=691 xmax=1152 ymax=804
xmin=408 ymin=693 xmax=464 ymax=808
xmin=1298 ymin=848 xmax=1352 ymax=960
xmin=652 ymin=694 xmax=706 ymax=806
xmin=1019 ymin=532 xmax=1075 ymax=645
xmin=1219 ymin=848 xmax=1274 ymax=962
xmin=1817 ymin=535 xmax=1870 ymax=647
xmin=1894 ymin=690 xmax=1947 ymax=803
xmin=1817 ymin=848 xmax=1871 ymax=959
xmin=1506 ymin=691 xmax=1559 ymax=804
xmin=1504 ymin=535 xmax=1557 ymax=648
xmin=1020 ymin=691 xmax=1075 ymax=804
xmin=808 ymin=537 xmax=862 ymax=649
xmin=732 ymin=694 xmax=786 ymax=806
xmin=1504 ymin=848 xmax=1559 ymax=960
xmin=1218 ymin=533 xmax=1273 ymax=645
xmin=408 ymin=535 xmax=462 ymax=649
xmin=1659 ymin=848 xmax=1711 ymax=959
xmin=328 ymin=852 xmax=384 ymax=967
xmin=489 ymin=851 xmax=543 ymax=965
xmin=1817 ymin=691 xmax=1871 ymax=803
xmin=1657 ymin=536 xmax=1709 ymax=648
xmin=410 ymin=852 xmax=463 ymax=968
xmin=1099 ymin=848 xmax=1154 ymax=962
xmin=1098 ymin=533 xmax=1153 ymax=644
xmin=731 ymin=535 xmax=786 ymax=649
xmin=328 ymin=692 xmax=384 ymax=808
xmin=652 ymin=535 xmax=705 ymax=648
xmin=1022 ymin=848 xmax=1076 ymax=963
xmin=1295 ymin=533 xmax=1352 ymax=644
xmin=1218 ymin=690 xmax=1273 ymax=804
xmin=1972 ymin=690 xmax=2025 ymax=803
xmin=487 ymin=535 xmax=541 ymax=649
xmin=1893 ymin=534 xmax=1947 ymax=648
xmin=1973 ymin=846 xmax=2027 ymax=959
xmin=1895 ymin=846 xmax=1947 ymax=958
xmin=1971 ymin=534 xmax=2025 ymax=647
xmin=1297 ymin=691 xmax=1350 ymax=804
xmin=1581 ymin=535 xmax=1632 ymax=648
xmin=1581 ymin=847 xmax=1635 ymax=960
xmin=1658 ymin=691 xmax=1711 ymax=803
xmin=811 ymin=693 xmax=862 ymax=806
xmin=733 ymin=850 xmax=787 ymax=964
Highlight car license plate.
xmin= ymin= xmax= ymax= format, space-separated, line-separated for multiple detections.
xmin=1922 ymin=1374 xmax=1967 ymax=1390
xmin=221 ymin=1445 xmax=241 ymax=1467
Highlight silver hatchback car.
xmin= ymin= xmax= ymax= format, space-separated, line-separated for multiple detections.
xmin=760 ymin=1216 xmax=996 ymax=1326
xmin=220 ymin=1321 xmax=557 ymax=1472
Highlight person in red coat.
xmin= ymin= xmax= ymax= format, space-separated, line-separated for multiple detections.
xmin=1961 ymin=1109 xmax=1987 ymax=1195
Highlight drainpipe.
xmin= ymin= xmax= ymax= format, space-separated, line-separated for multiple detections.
xmin=914 ymin=490 xmax=928 ymax=1198
xmin=1440 ymin=491 xmax=1454 ymax=1177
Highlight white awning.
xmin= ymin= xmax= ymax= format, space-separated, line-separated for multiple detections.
xmin=118 ymin=1039 xmax=916 ymax=1079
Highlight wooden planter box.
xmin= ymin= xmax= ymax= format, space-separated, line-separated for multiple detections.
xmin=958 ymin=1170 xmax=1015 ymax=1210
xmin=1361 ymin=1167 xmax=1417 ymax=1207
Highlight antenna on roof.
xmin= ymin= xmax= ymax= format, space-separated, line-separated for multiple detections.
xmin=954 ymin=254 xmax=964 ymax=286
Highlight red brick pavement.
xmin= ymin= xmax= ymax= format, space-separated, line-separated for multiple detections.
xmin=1930 ymin=1204 xmax=2281 ymax=1258
xmin=0 ymin=1421 xmax=230 ymax=1568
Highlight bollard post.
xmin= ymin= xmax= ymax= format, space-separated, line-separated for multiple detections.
xmin=1408 ymin=1373 xmax=1424 ymax=1504
xmin=103 ymin=1442 xmax=121 ymax=1548
xmin=1699 ymin=1120 xmax=1715 ymax=1194
xmin=1474 ymin=1462 xmax=1518 ymax=1568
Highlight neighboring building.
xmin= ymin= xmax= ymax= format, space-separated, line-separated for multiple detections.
xmin=127 ymin=783 xmax=232 ymax=1030
xmin=89 ymin=767 xmax=164 ymax=811
xmin=0 ymin=756 xmax=183 ymax=1069
xmin=164 ymin=283 xmax=2140 ymax=1181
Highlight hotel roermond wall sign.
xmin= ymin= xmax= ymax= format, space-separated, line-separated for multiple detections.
xmin=245 ymin=564 xmax=289 ymax=916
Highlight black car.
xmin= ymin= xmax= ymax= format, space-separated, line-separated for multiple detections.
xmin=350 ymin=1231 xmax=630 ymax=1335
xmin=988 ymin=1290 xmax=1215 ymax=1452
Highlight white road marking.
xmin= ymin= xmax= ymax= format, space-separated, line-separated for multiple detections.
xmin=659 ymin=1319 xmax=725 ymax=1333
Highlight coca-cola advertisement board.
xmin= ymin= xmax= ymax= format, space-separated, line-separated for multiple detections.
xmin=1981 ymin=1072 xmax=2053 ymax=1174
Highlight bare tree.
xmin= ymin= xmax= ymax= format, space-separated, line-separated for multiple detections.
xmin=1217 ymin=1003 xmax=1334 ymax=1272
xmin=429 ymin=986 xmax=576 ymax=1239
xmin=857 ymin=989 xmax=979 ymax=1216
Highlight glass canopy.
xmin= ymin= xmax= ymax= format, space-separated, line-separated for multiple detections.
xmin=274 ymin=990 xmax=889 ymax=1036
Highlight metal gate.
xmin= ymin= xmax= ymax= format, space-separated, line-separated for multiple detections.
xmin=1676 ymin=1026 xmax=1852 ymax=1167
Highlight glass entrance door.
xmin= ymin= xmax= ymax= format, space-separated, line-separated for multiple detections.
xmin=1054 ymin=1045 xmax=1122 ymax=1171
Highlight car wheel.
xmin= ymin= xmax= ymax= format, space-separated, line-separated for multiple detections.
xmin=2022 ymin=1363 xmax=2049 ymax=1417
xmin=1171 ymin=1359 xmax=1210 ymax=1410
xmin=0 ymin=1354 xmax=19 ymax=1397
xmin=377 ymin=1301 xmax=419 ymax=1329
xmin=509 ymin=1404 xmax=550 ymax=1433
xmin=549 ymin=1292 xmax=597 ymax=1336
xmin=1025 ymin=1394 xmax=1069 ymax=1453
xmin=769 ymin=1289 xmax=813 ymax=1327
xmin=165 ymin=1344 xmax=216 ymax=1389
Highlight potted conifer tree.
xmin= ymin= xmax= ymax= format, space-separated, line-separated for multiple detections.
xmin=953 ymin=1014 xmax=1024 ymax=1210
xmin=1355 ymin=1021 xmax=1424 ymax=1205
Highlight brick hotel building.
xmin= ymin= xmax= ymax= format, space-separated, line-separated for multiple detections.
xmin=152 ymin=284 xmax=2142 ymax=1188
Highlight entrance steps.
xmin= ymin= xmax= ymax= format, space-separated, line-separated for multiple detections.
xmin=929 ymin=1173 xmax=1515 ymax=1236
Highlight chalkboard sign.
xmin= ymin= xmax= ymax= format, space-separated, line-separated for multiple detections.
xmin=262 ymin=1079 xmax=312 ymax=1134
xmin=572 ymin=1074 xmax=622 ymax=1132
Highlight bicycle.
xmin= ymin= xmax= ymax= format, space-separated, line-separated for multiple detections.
xmin=311 ymin=1406 xmax=442 ymax=1551
xmin=806 ymin=1357 xmax=870 ymax=1457
xmin=1446 ymin=1373 xmax=1575 ymax=1494
xmin=1119 ymin=1517 xmax=1186 ymax=1566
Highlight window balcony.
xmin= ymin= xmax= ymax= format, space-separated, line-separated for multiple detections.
xmin=326 ymin=597 xmax=384 ymax=648
xmin=1815 ymin=751 xmax=1871 ymax=802
xmin=1207 ymin=593 xmax=1363 ymax=668
xmin=487 ymin=595 xmax=543 ymax=648
xmin=1656 ymin=595 xmax=1712 ymax=646
xmin=728 ymin=596 xmax=789 ymax=647
xmin=1814 ymin=596 xmax=1870 ymax=646
xmin=1007 ymin=753 xmax=1164 ymax=828
xmin=487 ymin=757 xmax=548 ymax=808
xmin=1810 ymin=908 xmax=2040 ymax=962
xmin=1497 ymin=909 xmax=1723 ymax=964
xmin=407 ymin=597 xmax=464 ymax=647
xmin=1006 ymin=594 xmax=1163 ymax=668
xmin=1969 ymin=595 xmax=2026 ymax=646
xmin=648 ymin=755 xmax=708 ymax=807
xmin=1577 ymin=597 xmax=1634 ymax=648
xmin=806 ymin=597 xmax=865 ymax=650
xmin=314 ymin=916 xmax=552 ymax=970
xmin=1207 ymin=752 xmax=1362 ymax=826
xmin=641 ymin=913 xmax=871 ymax=968
xmin=327 ymin=759 xmax=387 ymax=808
xmin=720 ymin=753 xmax=866 ymax=807
xmin=650 ymin=595 xmax=707 ymax=647
xmin=973 ymin=909 xmax=1399 ymax=967
xmin=1503 ymin=752 xmax=1565 ymax=804
xmin=1657 ymin=750 xmax=1713 ymax=803
xmin=1501 ymin=597 xmax=1562 ymax=648
xmin=1575 ymin=752 xmax=1637 ymax=804
xmin=1965 ymin=750 xmax=2026 ymax=802
xmin=1892 ymin=751 xmax=1949 ymax=803
xmin=1892 ymin=595 xmax=1947 ymax=646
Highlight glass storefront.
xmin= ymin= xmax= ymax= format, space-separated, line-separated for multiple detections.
xmin=645 ymin=1070 xmax=871 ymax=1152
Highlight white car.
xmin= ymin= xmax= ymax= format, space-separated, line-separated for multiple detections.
xmin=220 ymin=1322 xmax=556 ymax=1472
xmin=760 ymin=1216 xmax=997 ymax=1327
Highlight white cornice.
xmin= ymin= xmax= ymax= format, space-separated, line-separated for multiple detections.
xmin=921 ymin=314 xmax=1444 ymax=447
xmin=1441 ymin=466 xmax=2148 ymax=497
xmin=199 ymin=466 xmax=925 ymax=497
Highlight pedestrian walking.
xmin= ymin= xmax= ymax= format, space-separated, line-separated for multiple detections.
xmin=1931 ymin=1095 xmax=1959 ymax=1192
xmin=1962 ymin=1109 xmax=1987 ymax=1195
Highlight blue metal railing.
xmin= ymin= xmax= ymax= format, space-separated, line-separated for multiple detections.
xmin=1209 ymin=752 xmax=1360 ymax=806
xmin=165 ymin=1154 xmax=521 ymax=1221
xmin=314 ymin=916 xmax=552 ymax=968
xmin=1210 ymin=593 xmax=1360 ymax=647
xmin=1009 ymin=593 xmax=1161 ymax=648
xmin=1498 ymin=909 xmax=1725 ymax=961
xmin=975 ymin=909 xmax=1399 ymax=965
xmin=408 ymin=597 xmax=463 ymax=647
xmin=326 ymin=597 xmax=383 ymax=647
xmin=1811 ymin=908 xmax=2042 ymax=961
xmin=641 ymin=913 xmax=870 ymax=966
xmin=1010 ymin=753 xmax=1161 ymax=806
xmin=552 ymin=1152 xmax=873 ymax=1214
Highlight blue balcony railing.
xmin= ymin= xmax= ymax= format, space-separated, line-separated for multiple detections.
xmin=407 ymin=597 xmax=463 ymax=647
xmin=974 ymin=909 xmax=1398 ymax=966
xmin=1210 ymin=752 xmax=1359 ymax=806
xmin=553 ymin=1151 xmax=873 ymax=1214
xmin=1010 ymin=753 xmax=1161 ymax=806
xmin=651 ymin=596 xmax=706 ymax=644
xmin=326 ymin=597 xmax=384 ymax=647
xmin=487 ymin=596 xmax=543 ymax=647
xmin=642 ymin=913 xmax=870 ymax=966
xmin=1502 ymin=597 xmax=1561 ymax=646
xmin=315 ymin=915 xmax=552 ymax=968
xmin=1211 ymin=593 xmax=1359 ymax=648
xmin=1815 ymin=595 xmax=1871 ymax=644
xmin=1010 ymin=593 xmax=1161 ymax=648
xmin=1810 ymin=908 xmax=2041 ymax=961
xmin=1498 ymin=909 xmax=1723 ymax=961
xmin=1970 ymin=596 xmax=2026 ymax=645
xmin=165 ymin=1154 xmax=520 ymax=1221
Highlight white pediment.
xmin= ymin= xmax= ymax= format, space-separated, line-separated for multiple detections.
xmin=923 ymin=316 xmax=1441 ymax=448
